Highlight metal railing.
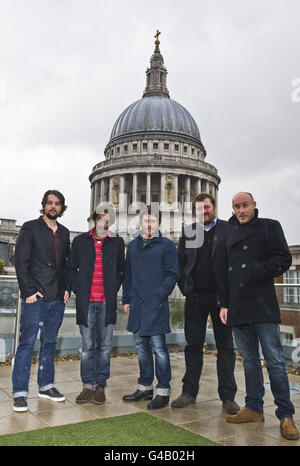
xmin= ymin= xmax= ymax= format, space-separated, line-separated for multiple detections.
xmin=0 ymin=275 xmax=21 ymax=363
xmin=1 ymin=275 xmax=300 ymax=363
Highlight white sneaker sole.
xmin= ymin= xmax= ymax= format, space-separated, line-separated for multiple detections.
xmin=13 ymin=405 xmax=28 ymax=412
xmin=38 ymin=393 xmax=65 ymax=402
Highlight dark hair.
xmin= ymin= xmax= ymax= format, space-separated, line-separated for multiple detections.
xmin=139 ymin=204 xmax=162 ymax=226
xmin=194 ymin=192 xmax=216 ymax=206
xmin=40 ymin=190 xmax=67 ymax=217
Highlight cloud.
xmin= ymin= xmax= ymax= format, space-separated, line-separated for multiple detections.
xmin=0 ymin=0 xmax=299 ymax=245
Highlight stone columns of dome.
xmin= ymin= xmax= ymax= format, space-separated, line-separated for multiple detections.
xmin=109 ymin=177 xmax=113 ymax=204
xmin=185 ymin=176 xmax=192 ymax=213
xmin=132 ymin=173 xmax=138 ymax=206
xmin=100 ymin=178 xmax=106 ymax=203
xmin=119 ymin=175 xmax=126 ymax=211
xmin=197 ymin=178 xmax=201 ymax=196
xmin=90 ymin=184 xmax=95 ymax=215
xmin=160 ymin=173 xmax=166 ymax=207
xmin=204 ymin=179 xmax=210 ymax=194
xmin=174 ymin=174 xmax=178 ymax=207
xmin=215 ymin=185 xmax=219 ymax=215
xmin=146 ymin=173 xmax=151 ymax=205
xmin=94 ymin=181 xmax=100 ymax=209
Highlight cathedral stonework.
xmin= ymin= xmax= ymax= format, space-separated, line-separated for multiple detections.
xmin=89 ymin=33 xmax=220 ymax=242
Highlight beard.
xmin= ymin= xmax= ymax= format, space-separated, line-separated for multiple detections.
xmin=45 ymin=210 xmax=60 ymax=220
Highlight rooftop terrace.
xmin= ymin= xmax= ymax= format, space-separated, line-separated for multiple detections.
xmin=0 ymin=352 xmax=299 ymax=446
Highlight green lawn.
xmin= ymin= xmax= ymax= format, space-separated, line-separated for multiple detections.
xmin=0 ymin=412 xmax=219 ymax=446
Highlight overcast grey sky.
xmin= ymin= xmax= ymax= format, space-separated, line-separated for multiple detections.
xmin=0 ymin=0 xmax=299 ymax=243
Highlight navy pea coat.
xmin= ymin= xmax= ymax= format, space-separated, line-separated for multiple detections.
xmin=216 ymin=210 xmax=292 ymax=327
xmin=122 ymin=232 xmax=179 ymax=336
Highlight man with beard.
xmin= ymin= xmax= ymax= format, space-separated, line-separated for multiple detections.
xmin=12 ymin=190 xmax=70 ymax=412
xmin=171 ymin=193 xmax=239 ymax=414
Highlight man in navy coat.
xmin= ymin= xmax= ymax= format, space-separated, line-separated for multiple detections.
xmin=122 ymin=205 xmax=179 ymax=410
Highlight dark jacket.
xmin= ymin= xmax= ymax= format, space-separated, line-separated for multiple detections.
xmin=177 ymin=219 xmax=231 ymax=298
xmin=122 ymin=232 xmax=179 ymax=336
xmin=217 ymin=210 xmax=292 ymax=326
xmin=67 ymin=231 xmax=125 ymax=327
xmin=14 ymin=216 xmax=71 ymax=301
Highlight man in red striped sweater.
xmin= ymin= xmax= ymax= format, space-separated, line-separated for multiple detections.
xmin=68 ymin=205 xmax=124 ymax=405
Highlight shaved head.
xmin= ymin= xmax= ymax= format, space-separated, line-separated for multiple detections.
xmin=232 ymin=192 xmax=255 ymax=203
xmin=232 ymin=192 xmax=256 ymax=224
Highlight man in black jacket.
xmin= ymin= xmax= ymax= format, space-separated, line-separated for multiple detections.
xmin=171 ymin=193 xmax=239 ymax=414
xmin=219 ymin=192 xmax=299 ymax=440
xmin=67 ymin=204 xmax=124 ymax=405
xmin=12 ymin=190 xmax=70 ymax=412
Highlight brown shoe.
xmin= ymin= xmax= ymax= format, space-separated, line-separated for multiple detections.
xmin=223 ymin=400 xmax=240 ymax=414
xmin=92 ymin=385 xmax=106 ymax=405
xmin=75 ymin=388 xmax=95 ymax=404
xmin=227 ymin=406 xmax=264 ymax=423
xmin=171 ymin=393 xmax=195 ymax=408
xmin=280 ymin=417 xmax=299 ymax=440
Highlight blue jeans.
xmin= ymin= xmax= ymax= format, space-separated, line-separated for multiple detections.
xmin=79 ymin=302 xmax=113 ymax=389
xmin=134 ymin=333 xmax=171 ymax=396
xmin=233 ymin=323 xmax=295 ymax=420
xmin=12 ymin=297 xmax=65 ymax=397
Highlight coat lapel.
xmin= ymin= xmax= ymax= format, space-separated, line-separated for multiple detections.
xmin=227 ymin=223 xmax=256 ymax=249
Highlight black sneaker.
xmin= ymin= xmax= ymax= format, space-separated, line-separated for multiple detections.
xmin=13 ymin=396 xmax=28 ymax=412
xmin=38 ymin=387 xmax=65 ymax=402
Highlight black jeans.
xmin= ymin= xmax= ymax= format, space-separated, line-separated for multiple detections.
xmin=182 ymin=293 xmax=237 ymax=401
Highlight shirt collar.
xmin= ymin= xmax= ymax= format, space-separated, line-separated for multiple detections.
xmin=198 ymin=217 xmax=218 ymax=232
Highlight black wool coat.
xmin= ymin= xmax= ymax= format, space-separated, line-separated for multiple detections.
xmin=67 ymin=231 xmax=125 ymax=327
xmin=216 ymin=210 xmax=292 ymax=327
xmin=14 ymin=217 xmax=71 ymax=302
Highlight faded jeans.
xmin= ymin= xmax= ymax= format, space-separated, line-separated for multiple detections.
xmin=12 ymin=297 xmax=65 ymax=397
xmin=134 ymin=333 xmax=171 ymax=396
xmin=79 ymin=301 xmax=113 ymax=389
xmin=233 ymin=323 xmax=295 ymax=420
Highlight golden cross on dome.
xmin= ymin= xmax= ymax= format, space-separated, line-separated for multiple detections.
xmin=154 ymin=30 xmax=161 ymax=52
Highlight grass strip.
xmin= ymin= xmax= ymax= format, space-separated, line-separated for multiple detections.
xmin=0 ymin=412 xmax=219 ymax=446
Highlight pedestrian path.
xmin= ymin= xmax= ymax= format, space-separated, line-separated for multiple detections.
xmin=0 ymin=353 xmax=299 ymax=446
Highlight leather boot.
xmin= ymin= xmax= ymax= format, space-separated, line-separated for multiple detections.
xmin=280 ymin=417 xmax=299 ymax=440
xmin=122 ymin=389 xmax=153 ymax=402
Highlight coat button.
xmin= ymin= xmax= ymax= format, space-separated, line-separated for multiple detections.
xmin=239 ymin=282 xmax=245 ymax=288
xmin=139 ymin=298 xmax=144 ymax=303
xmin=243 ymin=245 xmax=248 ymax=250
xmin=228 ymin=267 xmax=233 ymax=272
xmin=241 ymin=264 xmax=246 ymax=269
